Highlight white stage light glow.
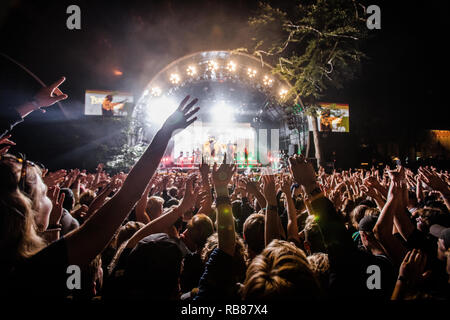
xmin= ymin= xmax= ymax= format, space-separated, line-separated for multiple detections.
xmin=226 ymin=61 xmax=237 ymax=72
xmin=211 ymin=101 xmax=234 ymax=123
xmin=279 ymin=88 xmax=288 ymax=98
xmin=151 ymin=87 xmax=162 ymax=97
xmin=169 ymin=73 xmax=181 ymax=84
xmin=147 ymin=96 xmax=178 ymax=127
xmin=186 ymin=65 xmax=197 ymax=76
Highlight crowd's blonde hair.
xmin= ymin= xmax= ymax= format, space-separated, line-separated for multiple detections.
xmin=0 ymin=157 xmax=46 ymax=270
xmin=201 ymin=232 xmax=248 ymax=283
xmin=241 ymin=239 xmax=322 ymax=300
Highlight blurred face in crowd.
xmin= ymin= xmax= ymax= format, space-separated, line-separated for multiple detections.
xmin=31 ymin=170 xmax=53 ymax=231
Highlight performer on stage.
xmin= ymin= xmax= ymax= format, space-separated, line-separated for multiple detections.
xmin=226 ymin=141 xmax=235 ymax=163
xmin=209 ymin=136 xmax=216 ymax=158
xmin=244 ymin=146 xmax=249 ymax=166
xmin=194 ymin=147 xmax=201 ymax=164
xmin=102 ymin=95 xmax=127 ymax=116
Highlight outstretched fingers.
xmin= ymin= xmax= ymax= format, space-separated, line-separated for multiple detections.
xmin=182 ymin=98 xmax=198 ymax=113
xmin=177 ymin=95 xmax=191 ymax=111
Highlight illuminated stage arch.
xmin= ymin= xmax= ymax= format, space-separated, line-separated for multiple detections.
xmin=129 ymin=50 xmax=308 ymax=167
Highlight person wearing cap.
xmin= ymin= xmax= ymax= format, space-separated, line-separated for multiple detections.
xmin=430 ymin=225 xmax=450 ymax=282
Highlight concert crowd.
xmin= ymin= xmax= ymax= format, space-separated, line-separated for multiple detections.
xmin=0 ymin=78 xmax=449 ymax=302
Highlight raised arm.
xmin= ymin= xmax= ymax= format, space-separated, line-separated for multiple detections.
xmin=419 ymin=167 xmax=450 ymax=212
xmin=373 ymin=168 xmax=408 ymax=266
xmin=64 ymin=96 xmax=199 ymax=265
xmin=212 ymin=155 xmax=236 ymax=256
xmin=261 ymin=174 xmax=283 ymax=246
xmin=134 ymin=180 xmax=153 ymax=224
xmin=281 ymin=175 xmax=299 ymax=243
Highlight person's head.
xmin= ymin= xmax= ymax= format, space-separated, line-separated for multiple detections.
xmin=303 ymin=215 xmax=326 ymax=255
xmin=351 ymin=205 xmax=379 ymax=230
xmin=146 ymin=196 xmax=164 ymax=220
xmin=79 ymin=190 xmax=96 ymax=207
xmin=124 ymin=233 xmax=183 ymax=300
xmin=201 ymin=233 xmax=248 ymax=284
xmin=415 ymin=208 xmax=444 ymax=233
xmin=114 ymin=221 xmax=145 ymax=249
xmin=351 ymin=205 xmax=369 ymax=230
xmin=60 ymin=188 xmax=75 ymax=211
xmin=430 ymin=225 xmax=450 ymax=262
xmin=0 ymin=155 xmax=48 ymax=266
xmin=358 ymin=215 xmax=383 ymax=253
xmin=181 ymin=214 xmax=214 ymax=252
xmin=164 ymin=197 xmax=179 ymax=208
xmin=241 ymin=239 xmax=322 ymax=300
xmin=105 ymin=95 xmax=113 ymax=102
xmin=307 ymin=252 xmax=330 ymax=292
xmin=79 ymin=254 xmax=103 ymax=299
xmin=243 ymin=213 xmax=265 ymax=259
xmin=0 ymin=154 xmax=52 ymax=231
xmin=168 ymin=186 xmax=178 ymax=198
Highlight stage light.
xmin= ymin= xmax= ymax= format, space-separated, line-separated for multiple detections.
xmin=147 ymin=96 xmax=178 ymax=126
xmin=247 ymin=68 xmax=257 ymax=78
xmin=263 ymin=75 xmax=273 ymax=86
xmin=226 ymin=61 xmax=237 ymax=72
xmin=151 ymin=87 xmax=162 ymax=97
xmin=170 ymin=73 xmax=181 ymax=84
xmin=279 ymin=88 xmax=288 ymax=98
xmin=207 ymin=60 xmax=219 ymax=71
xmin=186 ymin=65 xmax=197 ymax=76
xmin=211 ymin=100 xmax=234 ymax=123
xmin=143 ymin=89 xmax=149 ymax=96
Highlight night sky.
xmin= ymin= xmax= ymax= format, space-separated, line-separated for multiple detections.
xmin=0 ymin=0 xmax=449 ymax=170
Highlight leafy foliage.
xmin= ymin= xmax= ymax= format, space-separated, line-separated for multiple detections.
xmin=247 ymin=0 xmax=368 ymax=113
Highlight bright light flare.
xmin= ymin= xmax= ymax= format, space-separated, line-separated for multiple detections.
xmin=186 ymin=65 xmax=197 ymax=76
xmin=147 ymin=96 xmax=178 ymax=126
xmin=263 ymin=75 xmax=273 ymax=86
xmin=211 ymin=101 xmax=234 ymax=123
xmin=247 ymin=68 xmax=257 ymax=78
xmin=169 ymin=73 xmax=181 ymax=84
xmin=151 ymin=87 xmax=162 ymax=97
xmin=207 ymin=60 xmax=219 ymax=71
xmin=279 ymin=88 xmax=288 ymax=98
xmin=226 ymin=61 xmax=237 ymax=72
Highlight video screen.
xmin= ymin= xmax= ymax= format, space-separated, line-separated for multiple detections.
xmin=85 ymin=90 xmax=133 ymax=116
xmin=309 ymin=103 xmax=350 ymax=132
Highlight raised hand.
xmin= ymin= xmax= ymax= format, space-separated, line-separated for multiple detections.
xmin=418 ymin=167 xmax=449 ymax=194
xmin=71 ymin=204 xmax=89 ymax=221
xmin=198 ymin=157 xmax=210 ymax=181
xmin=398 ymin=249 xmax=428 ymax=286
xmin=212 ymin=154 xmax=236 ymax=193
xmin=43 ymin=169 xmax=67 ymax=188
xmin=161 ymin=95 xmax=199 ymax=134
xmin=47 ymin=186 xmax=65 ymax=227
xmin=261 ymin=174 xmax=277 ymax=206
xmin=288 ymin=154 xmax=318 ymax=194
xmin=33 ymin=77 xmax=68 ymax=110
xmin=178 ymin=175 xmax=197 ymax=217
xmin=280 ymin=175 xmax=292 ymax=196
xmin=0 ymin=134 xmax=16 ymax=154
xmin=241 ymin=177 xmax=260 ymax=196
